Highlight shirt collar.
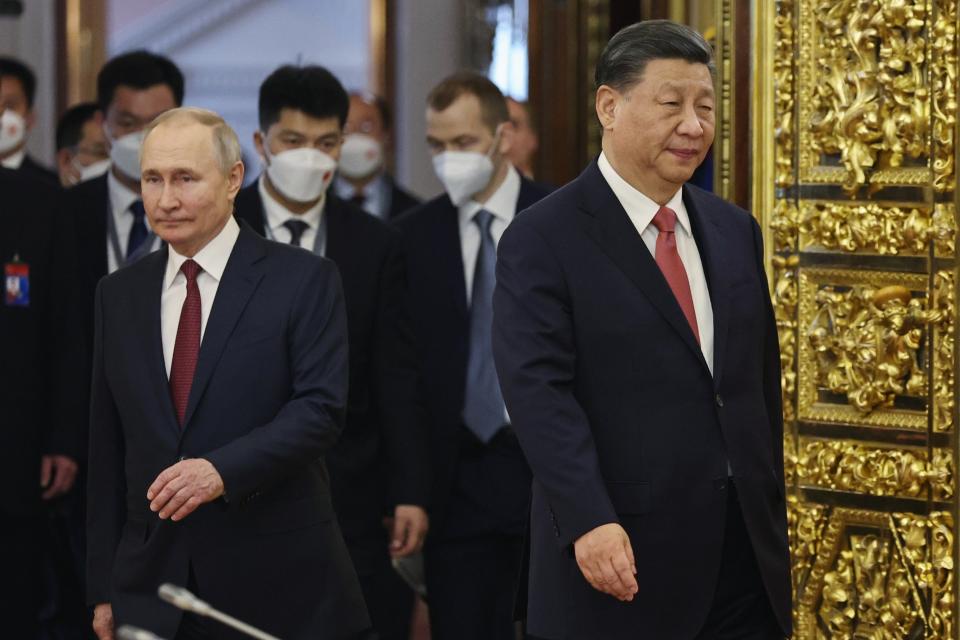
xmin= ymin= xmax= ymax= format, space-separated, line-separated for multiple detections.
xmin=458 ymin=164 xmax=521 ymax=230
xmin=108 ymin=168 xmax=147 ymax=222
xmin=1 ymin=148 xmax=25 ymax=170
xmin=597 ymin=151 xmax=690 ymax=236
xmin=163 ymin=215 xmax=240 ymax=291
xmin=258 ymin=174 xmax=324 ymax=232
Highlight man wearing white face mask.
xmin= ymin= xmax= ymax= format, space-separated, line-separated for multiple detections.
xmin=0 ymin=57 xmax=59 ymax=185
xmin=65 ymin=51 xmax=183 ymax=355
xmin=55 ymin=102 xmax=110 ymax=187
xmin=234 ymin=65 xmax=430 ymax=640
xmin=395 ymin=71 xmax=551 ymax=640
xmin=334 ymin=92 xmax=420 ymax=220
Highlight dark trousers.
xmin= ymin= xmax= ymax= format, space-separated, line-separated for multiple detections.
xmin=1 ymin=511 xmax=40 ymax=638
xmin=356 ymin=554 xmax=415 ymax=640
xmin=425 ymin=535 xmax=524 ymax=640
xmin=693 ymin=482 xmax=784 ymax=640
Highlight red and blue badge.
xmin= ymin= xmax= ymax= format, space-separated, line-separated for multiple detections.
xmin=4 ymin=260 xmax=29 ymax=307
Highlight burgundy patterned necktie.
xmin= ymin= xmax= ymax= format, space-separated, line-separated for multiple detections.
xmin=169 ymin=259 xmax=202 ymax=426
xmin=652 ymin=206 xmax=700 ymax=343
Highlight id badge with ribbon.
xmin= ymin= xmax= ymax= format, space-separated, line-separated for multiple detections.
xmin=4 ymin=257 xmax=29 ymax=307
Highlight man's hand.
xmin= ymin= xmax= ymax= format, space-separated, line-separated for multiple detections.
xmin=574 ymin=522 xmax=638 ymax=601
xmin=92 ymin=603 xmax=114 ymax=640
xmin=41 ymin=454 xmax=78 ymax=500
xmin=385 ymin=504 xmax=429 ymax=557
xmin=147 ymin=458 xmax=224 ymax=521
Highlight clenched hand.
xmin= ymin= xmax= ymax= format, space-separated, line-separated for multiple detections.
xmin=574 ymin=522 xmax=638 ymax=601
xmin=147 ymin=458 xmax=224 ymax=521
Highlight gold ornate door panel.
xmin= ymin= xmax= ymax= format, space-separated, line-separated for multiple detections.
xmin=753 ymin=1 xmax=959 ymax=637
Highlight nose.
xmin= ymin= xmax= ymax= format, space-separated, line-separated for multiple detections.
xmin=676 ymin=104 xmax=704 ymax=138
xmin=157 ymin=182 xmax=179 ymax=211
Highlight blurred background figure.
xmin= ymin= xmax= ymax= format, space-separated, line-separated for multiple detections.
xmin=1 ymin=56 xmax=58 ymax=184
xmin=54 ymin=102 xmax=108 ymax=187
xmin=335 ymin=92 xmax=421 ymax=219
xmin=505 ymin=97 xmax=537 ymax=180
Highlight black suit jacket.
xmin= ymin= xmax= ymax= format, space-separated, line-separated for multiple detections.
xmin=86 ymin=226 xmax=370 ymax=640
xmin=394 ymin=176 xmax=551 ymax=539
xmin=17 ymin=154 xmax=60 ymax=185
xmin=0 ymin=169 xmax=85 ymax=516
xmin=492 ymin=161 xmax=791 ymax=639
xmin=64 ymin=173 xmax=110 ymax=363
xmin=234 ymin=185 xmax=428 ymax=572
xmin=385 ymin=174 xmax=420 ymax=219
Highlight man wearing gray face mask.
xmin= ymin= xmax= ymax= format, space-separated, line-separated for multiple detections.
xmin=394 ymin=71 xmax=552 ymax=640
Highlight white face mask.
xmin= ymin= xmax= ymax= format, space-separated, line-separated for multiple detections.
xmin=75 ymin=157 xmax=111 ymax=183
xmin=0 ymin=109 xmax=26 ymax=155
xmin=262 ymin=143 xmax=337 ymax=203
xmin=107 ymin=128 xmax=145 ymax=180
xmin=432 ymin=127 xmax=501 ymax=206
xmin=338 ymin=133 xmax=384 ymax=179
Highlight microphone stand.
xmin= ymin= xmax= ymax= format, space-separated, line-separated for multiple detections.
xmin=158 ymin=583 xmax=282 ymax=640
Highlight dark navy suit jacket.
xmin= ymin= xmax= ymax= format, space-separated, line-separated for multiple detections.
xmin=86 ymin=225 xmax=370 ymax=640
xmin=493 ymin=161 xmax=791 ymax=639
xmin=395 ymin=177 xmax=551 ymax=540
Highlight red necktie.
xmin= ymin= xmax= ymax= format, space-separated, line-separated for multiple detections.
xmin=170 ymin=259 xmax=202 ymax=426
xmin=652 ymin=206 xmax=700 ymax=343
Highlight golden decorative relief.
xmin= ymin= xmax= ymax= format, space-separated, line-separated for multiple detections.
xmin=798 ymin=268 xmax=935 ymax=429
xmin=798 ymin=0 xmax=932 ymax=193
xmin=930 ymin=0 xmax=957 ymax=192
xmin=932 ymin=270 xmax=955 ymax=433
xmin=794 ymin=508 xmax=954 ymax=639
xmin=784 ymin=432 xmax=797 ymax=485
xmin=774 ymin=0 xmax=796 ymax=188
xmin=772 ymin=255 xmax=799 ymax=422
xmin=798 ymin=201 xmax=956 ymax=256
xmin=771 ymin=199 xmax=799 ymax=253
xmin=787 ymin=497 xmax=828 ymax=632
xmin=795 ymin=437 xmax=953 ymax=501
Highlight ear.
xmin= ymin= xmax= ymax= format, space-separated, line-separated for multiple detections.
xmin=253 ymin=130 xmax=266 ymax=159
xmin=226 ymin=160 xmax=244 ymax=202
xmin=595 ymin=85 xmax=620 ymax=131
xmin=496 ymin=121 xmax=516 ymax=157
xmin=25 ymin=109 xmax=36 ymax=131
xmin=56 ymin=148 xmax=73 ymax=172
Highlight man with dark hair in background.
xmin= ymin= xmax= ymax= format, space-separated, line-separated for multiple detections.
xmin=233 ymin=65 xmax=429 ymax=640
xmin=56 ymin=102 xmax=109 ymax=187
xmin=395 ymin=71 xmax=551 ymax=640
xmin=0 ymin=56 xmax=59 ymax=184
xmin=505 ymin=97 xmax=538 ymax=180
xmin=65 ymin=50 xmax=184 ymax=361
xmin=334 ymin=91 xmax=420 ymax=219
xmin=493 ymin=20 xmax=791 ymax=639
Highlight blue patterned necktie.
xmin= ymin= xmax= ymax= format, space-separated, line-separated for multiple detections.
xmin=126 ymin=200 xmax=148 ymax=261
xmin=463 ymin=209 xmax=505 ymax=443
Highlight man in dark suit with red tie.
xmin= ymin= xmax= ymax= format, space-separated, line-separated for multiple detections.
xmin=493 ymin=21 xmax=791 ymax=639
xmin=87 ymin=107 xmax=370 ymax=640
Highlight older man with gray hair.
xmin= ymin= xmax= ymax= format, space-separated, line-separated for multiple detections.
xmin=87 ymin=107 xmax=371 ymax=640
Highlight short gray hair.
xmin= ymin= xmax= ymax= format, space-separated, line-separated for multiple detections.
xmin=595 ymin=20 xmax=715 ymax=91
xmin=141 ymin=107 xmax=242 ymax=175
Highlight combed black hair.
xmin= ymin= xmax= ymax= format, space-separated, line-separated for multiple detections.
xmin=96 ymin=50 xmax=184 ymax=110
xmin=0 ymin=56 xmax=37 ymax=107
xmin=595 ymin=20 xmax=715 ymax=91
xmin=258 ymin=65 xmax=349 ymax=131
xmin=56 ymin=102 xmax=101 ymax=151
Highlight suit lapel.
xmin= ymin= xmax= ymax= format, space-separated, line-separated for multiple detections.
xmin=437 ymin=198 xmax=469 ymax=321
xmin=578 ymin=162 xmax=708 ymax=371
xmin=684 ymin=186 xmax=730 ymax=386
xmin=138 ymin=248 xmax=180 ymax=434
xmin=181 ymin=228 xmax=265 ymax=430
xmin=324 ymin=196 xmax=348 ymax=265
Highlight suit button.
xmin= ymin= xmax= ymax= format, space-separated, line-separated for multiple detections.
xmin=715 ymin=394 xmax=724 ymax=408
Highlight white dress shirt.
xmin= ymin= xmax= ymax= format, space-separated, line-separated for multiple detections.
xmin=107 ymin=171 xmax=162 ymax=273
xmin=259 ymin=175 xmax=326 ymax=255
xmin=597 ymin=152 xmax=715 ymax=374
xmin=1 ymin=148 xmax=25 ymax=169
xmin=160 ymin=216 xmax=240 ymax=377
xmin=334 ymin=172 xmax=389 ymax=219
xmin=459 ymin=164 xmax=521 ymax=305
